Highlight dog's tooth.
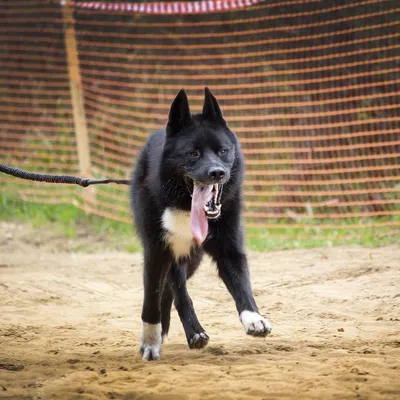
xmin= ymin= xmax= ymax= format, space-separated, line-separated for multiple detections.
xmin=213 ymin=185 xmax=218 ymax=201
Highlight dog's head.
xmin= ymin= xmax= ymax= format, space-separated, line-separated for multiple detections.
xmin=163 ymin=87 xmax=237 ymax=187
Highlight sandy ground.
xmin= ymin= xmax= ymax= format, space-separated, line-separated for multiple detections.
xmin=0 ymin=222 xmax=399 ymax=400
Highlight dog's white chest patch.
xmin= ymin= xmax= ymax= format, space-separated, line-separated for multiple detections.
xmin=162 ymin=208 xmax=193 ymax=259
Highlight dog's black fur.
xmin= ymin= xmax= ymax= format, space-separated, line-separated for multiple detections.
xmin=130 ymin=88 xmax=271 ymax=360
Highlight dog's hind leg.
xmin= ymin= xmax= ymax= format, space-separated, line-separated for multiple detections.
xmin=160 ymin=284 xmax=173 ymax=343
xmin=140 ymin=248 xmax=173 ymax=361
xmin=170 ymin=262 xmax=209 ymax=349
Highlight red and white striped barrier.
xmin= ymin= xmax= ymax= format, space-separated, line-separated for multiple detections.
xmin=68 ymin=0 xmax=266 ymax=14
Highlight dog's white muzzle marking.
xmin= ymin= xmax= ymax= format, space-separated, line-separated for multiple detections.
xmin=240 ymin=311 xmax=272 ymax=336
xmin=162 ymin=208 xmax=193 ymax=259
xmin=140 ymin=322 xmax=162 ymax=361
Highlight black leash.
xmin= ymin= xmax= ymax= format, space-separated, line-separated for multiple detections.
xmin=0 ymin=164 xmax=130 ymax=187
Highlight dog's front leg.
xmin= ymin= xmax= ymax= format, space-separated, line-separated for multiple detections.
xmin=211 ymin=248 xmax=272 ymax=337
xmin=140 ymin=249 xmax=172 ymax=361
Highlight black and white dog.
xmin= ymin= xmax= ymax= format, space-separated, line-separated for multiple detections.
xmin=130 ymin=88 xmax=271 ymax=361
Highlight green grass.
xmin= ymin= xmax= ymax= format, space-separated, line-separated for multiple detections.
xmin=246 ymin=220 xmax=400 ymax=251
xmin=0 ymin=193 xmax=141 ymax=253
xmin=0 ymin=193 xmax=398 ymax=253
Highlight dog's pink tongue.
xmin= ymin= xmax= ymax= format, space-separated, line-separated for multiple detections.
xmin=190 ymin=183 xmax=213 ymax=246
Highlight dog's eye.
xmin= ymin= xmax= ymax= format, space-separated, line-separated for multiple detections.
xmin=188 ymin=151 xmax=200 ymax=158
xmin=218 ymin=148 xmax=228 ymax=156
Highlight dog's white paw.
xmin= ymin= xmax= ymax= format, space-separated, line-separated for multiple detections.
xmin=141 ymin=344 xmax=161 ymax=361
xmin=140 ymin=322 xmax=162 ymax=361
xmin=240 ymin=311 xmax=272 ymax=337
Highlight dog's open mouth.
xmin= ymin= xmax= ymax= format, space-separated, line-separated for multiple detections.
xmin=190 ymin=182 xmax=223 ymax=246
xmin=204 ymin=184 xmax=222 ymax=220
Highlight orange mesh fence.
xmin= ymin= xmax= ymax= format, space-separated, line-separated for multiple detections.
xmin=1 ymin=0 xmax=399 ymax=241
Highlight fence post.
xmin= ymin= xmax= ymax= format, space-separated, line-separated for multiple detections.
xmin=62 ymin=0 xmax=95 ymax=212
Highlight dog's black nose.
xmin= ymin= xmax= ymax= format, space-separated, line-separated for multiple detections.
xmin=208 ymin=167 xmax=225 ymax=181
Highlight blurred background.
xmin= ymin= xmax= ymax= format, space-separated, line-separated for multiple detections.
xmin=0 ymin=0 xmax=399 ymax=250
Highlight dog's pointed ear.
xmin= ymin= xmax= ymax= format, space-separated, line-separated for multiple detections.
xmin=166 ymin=89 xmax=191 ymax=136
xmin=202 ymin=87 xmax=225 ymax=123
